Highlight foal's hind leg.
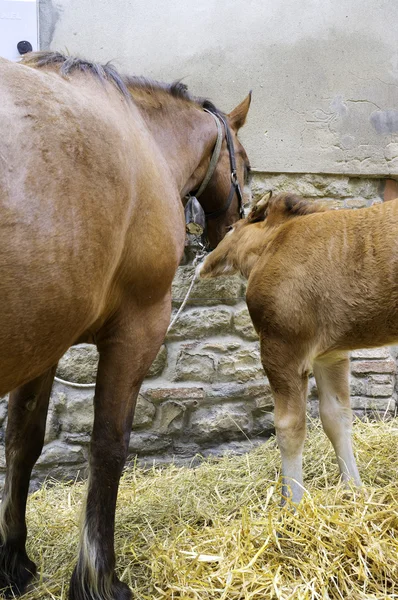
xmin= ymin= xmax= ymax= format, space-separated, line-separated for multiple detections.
xmin=0 ymin=366 xmax=56 ymax=597
xmin=69 ymin=297 xmax=171 ymax=600
xmin=261 ymin=339 xmax=309 ymax=505
xmin=313 ymin=354 xmax=361 ymax=486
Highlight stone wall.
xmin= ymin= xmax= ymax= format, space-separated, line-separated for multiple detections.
xmin=0 ymin=173 xmax=396 ymax=488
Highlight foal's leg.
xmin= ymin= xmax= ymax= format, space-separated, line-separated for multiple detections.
xmin=313 ymin=354 xmax=361 ymax=486
xmin=0 ymin=366 xmax=56 ymax=596
xmin=261 ymin=340 xmax=309 ymax=505
xmin=69 ymin=298 xmax=171 ymax=600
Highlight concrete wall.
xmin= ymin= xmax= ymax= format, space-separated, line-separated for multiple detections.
xmin=39 ymin=0 xmax=398 ymax=175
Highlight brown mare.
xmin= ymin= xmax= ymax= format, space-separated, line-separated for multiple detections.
xmin=201 ymin=191 xmax=398 ymax=505
xmin=0 ymin=52 xmax=251 ymax=599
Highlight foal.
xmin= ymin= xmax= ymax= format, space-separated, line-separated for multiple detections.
xmin=201 ymin=191 xmax=398 ymax=504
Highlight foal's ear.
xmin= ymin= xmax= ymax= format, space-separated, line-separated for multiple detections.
xmin=227 ymin=92 xmax=252 ymax=131
xmin=247 ymin=191 xmax=272 ymax=223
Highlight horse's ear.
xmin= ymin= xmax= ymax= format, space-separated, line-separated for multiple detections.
xmin=227 ymin=92 xmax=252 ymax=131
xmin=247 ymin=191 xmax=272 ymax=223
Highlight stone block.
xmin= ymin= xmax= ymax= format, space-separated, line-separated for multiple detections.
xmin=322 ymin=198 xmax=345 ymax=209
xmin=44 ymin=407 xmax=61 ymax=444
xmin=233 ymin=305 xmax=258 ymax=340
xmin=61 ymin=432 xmax=91 ymax=445
xmin=351 ymin=347 xmax=391 ymax=360
xmin=344 ymin=198 xmax=369 ymax=209
xmin=202 ymin=340 xmax=241 ymax=352
xmin=252 ymin=411 xmax=275 ymax=434
xmin=174 ymin=341 xmax=263 ymax=384
xmin=189 ymin=403 xmax=252 ymax=441
xmin=350 ymin=396 xmax=395 ymax=411
xmin=60 ymin=389 xmax=94 ymax=434
xmin=0 ymin=398 xmax=7 ymax=427
xmin=251 ymin=174 xmax=381 ymax=202
xmin=347 ymin=178 xmax=381 ymax=200
xmin=34 ymin=464 xmax=88 ymax=482
xmin=174 ymin=346 xmax=216 ymax=382
xmin=350 ymin=378 xmax=367 ymax=397
xmin=146 ymin=345 xmax=167 ymax=378
xmin=366 ymin=383 xmax=395 ymax=398
xmin=205 ymin=381 xmax=270 ymax=403
xmin=172 ymin=266 xmax=244 ymax=305
xmin=252 ymin=173 xmax=351 ymax=200
xmin=351 ymin=359 xmax=396 ymax=375
xmin=57 ymin=344 xmax=98 ymax=384
xmin=368 ymin=374 xmax=395 ymax=384
xmin=144 ymin=386 xmax=205 ymax=404
xmin=350 ymin=378 xmax=394 ymax=398
xmin=167 ymin=307 xmax=232 ymax=340
xmin=200 ymin=438 xmax=265 ymax=459
xmin=217 ymin=348 xmax=263 ymax=384
xmin=253 ymin=390 xmax=274 ymax=411
xmin=36 ymin=441 xmax=86 ymax=466
xmin=128 ymin=432 xmax=172 ymax=455
xmin=155 ymin=400 xmax=186 ymax=434
xmin=132 ymin=395 xmax=156 ymax=429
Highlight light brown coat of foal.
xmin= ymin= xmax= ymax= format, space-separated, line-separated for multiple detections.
xmin=0 ymin=52 xmax=251 ymax=600
xmin=201 ymin=191 xmax=398 ymax=504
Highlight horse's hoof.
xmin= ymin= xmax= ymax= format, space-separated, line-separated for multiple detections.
xmin=69 ymin=570 xmax=132 ymax=600
xmin=0 ymin=547 xmax=36 ymax=598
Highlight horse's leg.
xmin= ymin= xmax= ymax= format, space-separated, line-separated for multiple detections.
xmin=313 ymin=354 xmax=361 ymax=486
xmin=0 ymin=365 xmax=56 ymax=597
xmin=69 ymin=297 xmax=171 ymax=600
xmin=260 ymin=339 xmax=309 ymax=505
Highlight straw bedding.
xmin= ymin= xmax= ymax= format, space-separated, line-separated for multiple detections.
xmin=20 ymin=419 xmax=398 ymax=599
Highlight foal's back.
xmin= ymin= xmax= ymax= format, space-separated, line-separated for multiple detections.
xmin=247 ymin=198 xmax=398 ymax=352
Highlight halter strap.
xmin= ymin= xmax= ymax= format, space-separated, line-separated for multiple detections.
xmin=187 ymin=108 xmax=245 ymax=222
xmin=204 ymin=112 xmax=245 ymax=220
xmin=195 ymin=110 xmax=223 ymax=198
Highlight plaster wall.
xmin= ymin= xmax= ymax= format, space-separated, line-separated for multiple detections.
xmin=38 ymin=0 xmax=398 ymax=175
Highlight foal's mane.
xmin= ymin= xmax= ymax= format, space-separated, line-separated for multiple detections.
xmin=270 ymin=193 xmax=326 ymax=218
xmin=21 ymin=51 xmax=222 ymax=113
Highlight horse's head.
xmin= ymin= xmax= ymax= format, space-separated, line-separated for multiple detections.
xmin=200 ymin=191 xmax=326 ymax=279
xmin=199 ymin=192 xmax=272 ymax=279
xmin=193 ymin=94 xmax=252 ymax=249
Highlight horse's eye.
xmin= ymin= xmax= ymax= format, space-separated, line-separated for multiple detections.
xmin=226 ymin=225 xmax=233 ymax=232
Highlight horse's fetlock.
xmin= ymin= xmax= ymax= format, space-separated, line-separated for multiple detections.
xmin=69 ymin=567 xmax=131 ymax=600
xmin=0 ymin=542 xmax=36 ymax=597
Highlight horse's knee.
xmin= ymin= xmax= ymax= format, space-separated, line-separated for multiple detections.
xmin=275 ymin=412 xmax=306 ymax=454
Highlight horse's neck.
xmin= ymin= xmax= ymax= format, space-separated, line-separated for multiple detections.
xmin=132 ymin=98 xmax=214 ymax=196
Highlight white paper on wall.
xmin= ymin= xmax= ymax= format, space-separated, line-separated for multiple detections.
xmin=0 ymin=0 xmax=38 ymax=62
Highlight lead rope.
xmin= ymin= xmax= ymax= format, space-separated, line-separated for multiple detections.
xmin=54 ymin=248 xmax=206 ymax=389
xmin=167 ymin=248 xmax=205 ymax=331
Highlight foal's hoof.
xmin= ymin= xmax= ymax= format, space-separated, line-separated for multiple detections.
xmin=0 ymin=547 xmax=36 ymax=598
xmin=69 ymin=570 xmax=132 ymax=600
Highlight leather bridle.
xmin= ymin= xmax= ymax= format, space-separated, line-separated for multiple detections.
xmin=191 ymin=109 xmax=245 ymax=220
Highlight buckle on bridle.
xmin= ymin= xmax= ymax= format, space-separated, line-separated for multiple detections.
xmin=231 ymin=170 xmax=238 ymax=185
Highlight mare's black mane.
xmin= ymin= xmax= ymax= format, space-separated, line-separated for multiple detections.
xmin=22 ymin=51 xmax=222 ymax=114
